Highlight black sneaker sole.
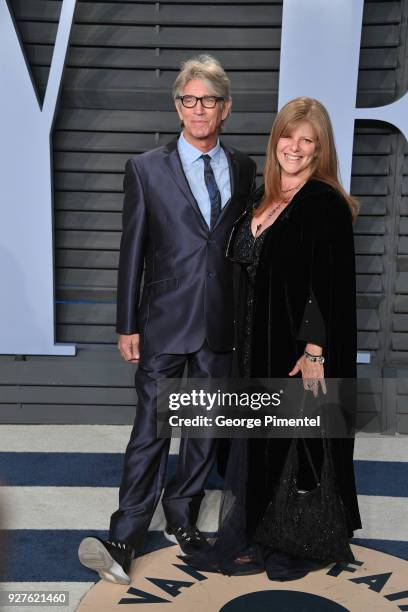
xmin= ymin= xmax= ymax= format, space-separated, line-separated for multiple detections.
xmin=163 ymin=529 xmax=188 ymax=556
xmin=78 ymin=537 xmax=131 ymax=585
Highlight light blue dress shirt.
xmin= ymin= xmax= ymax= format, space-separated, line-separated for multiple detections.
xmin=177 ymin=132 xmax=232 ymax=228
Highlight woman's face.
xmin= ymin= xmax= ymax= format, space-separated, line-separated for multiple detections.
xmin=276 ymin=120 xmax=317 ymax=180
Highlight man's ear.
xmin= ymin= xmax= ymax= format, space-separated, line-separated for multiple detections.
xmin=175 ymin=100 xmax=184 ymax=122
xmin=222 ymin=98 xmax=232 ymax=121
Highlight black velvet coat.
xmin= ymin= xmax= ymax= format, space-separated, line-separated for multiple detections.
xmin=228 ymin=178 xmax=362 ymax=536
xmin=229 ymin=178 xmax=357 ymax=378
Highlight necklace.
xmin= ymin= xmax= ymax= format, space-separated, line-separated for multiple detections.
xmin=254 ymin=202 xmax=284 ymax=238
xmin=281 ymin=180 xmax=304 ymax=193
xmin=253 ymin=181 xmax=305 ymax=238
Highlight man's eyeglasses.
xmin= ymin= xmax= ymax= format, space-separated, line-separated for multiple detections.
xmin=176 ymin=95 xmax=225 ymax=109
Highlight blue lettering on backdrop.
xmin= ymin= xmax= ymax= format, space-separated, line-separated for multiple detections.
xmin=0 ymin=0 xmax=76 ymax=355
xmin=279 ymin=0 xmax=408 ymax=190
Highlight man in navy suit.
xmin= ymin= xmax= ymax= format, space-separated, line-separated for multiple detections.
xmin=78 ymin=55 xmax=256 ymax=584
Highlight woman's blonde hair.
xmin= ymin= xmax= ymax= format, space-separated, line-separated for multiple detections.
xmin=257 ymin=97 xmax=359 ymax=219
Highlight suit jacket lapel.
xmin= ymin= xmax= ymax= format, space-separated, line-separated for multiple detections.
xmin=223 ymin=143 xmax=238 ymax=200
xmin=212 ymin=143 xmax=239 ymax=231
xmin=163 ymin=137 xmax=208 ymax=230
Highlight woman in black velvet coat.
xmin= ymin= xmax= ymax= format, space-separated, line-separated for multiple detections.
xmin=190 ymin=97 xmax=362 ymax=579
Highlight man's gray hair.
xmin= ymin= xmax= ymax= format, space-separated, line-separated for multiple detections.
xmin=172 ymin=54 xmax=231 ymax=101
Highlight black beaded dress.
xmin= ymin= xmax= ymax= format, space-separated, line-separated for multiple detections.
xmin=186 ymin=182 xmax=361 ymax=580
xmin=232 ymin=212 xmax=269 ymax=377
xmin=186 ymin=206 xmax=331 ymax=580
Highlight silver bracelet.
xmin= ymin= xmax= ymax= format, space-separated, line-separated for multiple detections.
xmin=304 ymin=351 xmax=325 ymax=364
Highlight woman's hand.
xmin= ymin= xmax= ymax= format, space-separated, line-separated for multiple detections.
xmin=288 ymin=343 xmax=326 ymax=397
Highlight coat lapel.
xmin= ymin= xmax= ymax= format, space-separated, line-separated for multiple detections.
xmin=222 ymin=142 xmax=238 ymax=199
xmin=163 ymin=137 xmax=208 ymax=230
xmin=211 ymin=143 xmax=239 ymax=231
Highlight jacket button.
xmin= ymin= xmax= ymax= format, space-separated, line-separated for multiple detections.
xmin=207 ymin=272 xmax=215 ymax=278
xmin=305 ymin=320 xmax=309 ymax=324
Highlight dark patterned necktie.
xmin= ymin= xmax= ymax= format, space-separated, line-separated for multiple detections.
xmin=201 ymin=154 xmax=222 ymax=229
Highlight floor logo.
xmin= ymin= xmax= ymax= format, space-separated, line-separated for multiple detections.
xmin=78 ymin=544 xmax=408 ymax=610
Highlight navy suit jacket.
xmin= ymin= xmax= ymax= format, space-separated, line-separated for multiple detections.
xmin=116 ymin=136 xmax=257 ymax=356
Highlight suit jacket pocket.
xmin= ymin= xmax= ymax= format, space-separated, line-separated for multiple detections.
xmin=144 ymin=277 xmax=179 ymax=296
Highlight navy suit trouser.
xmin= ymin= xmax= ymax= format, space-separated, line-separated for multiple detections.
xmin=109 ymin=342 xmax=232 ymax=552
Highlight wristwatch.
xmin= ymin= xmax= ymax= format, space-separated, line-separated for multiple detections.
xmin=304 ymin=350 xmax=325 ymax=364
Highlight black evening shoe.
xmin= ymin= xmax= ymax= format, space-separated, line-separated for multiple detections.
xmin=78 ymin=537 xmax=133 ymax=585
xmin=225 ymin=546 xmax=264 ymax=576
xmin=263 ymin=548 xmax=323 ymax=581
xmin=164 ymin=524 xmax=211 ymax=556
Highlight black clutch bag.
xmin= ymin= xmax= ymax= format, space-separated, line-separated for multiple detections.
xmin=255 ymin=435 xmax=354 ymax=564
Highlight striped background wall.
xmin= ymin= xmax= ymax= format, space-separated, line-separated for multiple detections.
xmin=1 ymin=0 xmax=408 ymax=429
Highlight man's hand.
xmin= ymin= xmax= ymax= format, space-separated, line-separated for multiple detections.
xmin=118 ymin=333 xmax=140 ymax=362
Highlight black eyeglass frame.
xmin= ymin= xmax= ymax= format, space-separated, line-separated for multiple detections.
xmin=176 ymin=95 xmax=225 ymax=108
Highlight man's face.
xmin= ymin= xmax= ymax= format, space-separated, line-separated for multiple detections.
xmin=175 ymin=78 xmax=231 ymax=148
